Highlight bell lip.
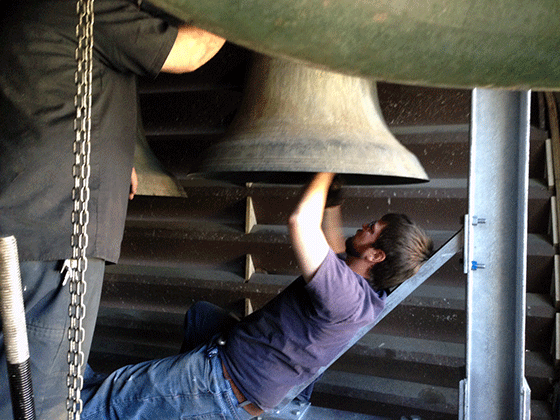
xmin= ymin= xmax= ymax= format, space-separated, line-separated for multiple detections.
xmin=187 ymin=170 xmax=429 ymax=186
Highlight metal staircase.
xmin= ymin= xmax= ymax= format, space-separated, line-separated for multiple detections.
xmin=88 ymin=43 xmax=557 ymax=419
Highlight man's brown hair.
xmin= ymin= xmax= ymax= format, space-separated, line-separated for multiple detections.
xmin=369 ymin=213 xmax=433 ymax=291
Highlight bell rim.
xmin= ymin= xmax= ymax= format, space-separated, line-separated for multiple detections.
xmin=188 ymin=170 xmax=429 ymax=186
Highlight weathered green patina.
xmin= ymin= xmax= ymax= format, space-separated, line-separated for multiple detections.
xmin=149 ymin=0 xmax=560 ymax=89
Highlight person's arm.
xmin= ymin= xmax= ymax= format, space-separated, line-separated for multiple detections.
xmin=322 ymin=205 xmax=346 ymax=254
xmin=288 ymin=172 xmax=335 ymax=283
xmin=129 ymin=167 xmax=138 ymax=200
xmin=161 ymin=25 xmax=226 ymax=73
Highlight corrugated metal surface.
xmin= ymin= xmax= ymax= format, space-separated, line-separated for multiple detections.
xmin=88 ymin=43 xmax=556 ymax=419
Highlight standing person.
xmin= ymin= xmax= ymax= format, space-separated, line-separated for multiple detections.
xmin=79 ymin=172 xmax=433 ymax=419
xmin=0 ymin=1 xmax=225 ymax=418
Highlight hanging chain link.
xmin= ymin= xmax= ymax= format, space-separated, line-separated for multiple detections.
xmin=67 ymin=0 xmax=94 ymax=418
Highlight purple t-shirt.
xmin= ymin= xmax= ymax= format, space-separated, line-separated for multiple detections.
xmin=220 ymin=249 xmax=386 ymax=410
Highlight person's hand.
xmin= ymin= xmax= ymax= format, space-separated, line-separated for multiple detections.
xmin=325 ymin=174 xmax=345 ymax=208
xmin=129 ymin=167 xmax=138 ymax=200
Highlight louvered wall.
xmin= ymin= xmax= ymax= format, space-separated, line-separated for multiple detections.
xmin=88 ymin=43 xmax=557 ymax=420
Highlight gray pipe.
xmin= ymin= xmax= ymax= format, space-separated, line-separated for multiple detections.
xmin=0 ymin=236 xmax=36 ymax=420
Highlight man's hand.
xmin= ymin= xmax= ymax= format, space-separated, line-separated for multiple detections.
xmin=325 ymin=174 xmax=345 ymax=208
xmin=129 ymin=167 xmax=138 ymax=200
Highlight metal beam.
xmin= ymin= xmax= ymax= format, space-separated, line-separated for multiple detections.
xmin=460 ymin=89 xmax=531 ymax=419
xmin=259 ymin=399 xmax=391 ymax=420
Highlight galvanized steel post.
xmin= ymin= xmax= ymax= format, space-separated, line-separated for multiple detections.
xmin=460 ymin=89 xmax=531 ymax=419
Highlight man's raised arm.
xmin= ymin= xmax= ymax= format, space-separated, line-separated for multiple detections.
xmin=288 ymin=172 xmax=335 ymax=283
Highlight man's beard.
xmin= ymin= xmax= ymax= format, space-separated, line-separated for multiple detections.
xmin=345 ymin=236 xmax=361 ymax=258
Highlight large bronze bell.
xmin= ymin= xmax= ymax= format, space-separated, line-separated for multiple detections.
xmin=190 ymin=53 xmax=428 ymax=185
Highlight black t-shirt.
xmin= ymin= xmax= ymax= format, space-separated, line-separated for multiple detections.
xmin=0 ymin=0 xmax=178 ymax=262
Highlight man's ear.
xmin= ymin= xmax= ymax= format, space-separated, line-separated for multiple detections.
xmin=364 ymin=248 xmax=386 ymax=264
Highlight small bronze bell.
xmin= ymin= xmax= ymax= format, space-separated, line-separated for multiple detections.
xmin=134 ymin=116 xmax=185 ymax=197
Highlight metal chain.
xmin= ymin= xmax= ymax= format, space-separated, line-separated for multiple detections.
xmin=67 ymin=0 xmax=94 ymax=418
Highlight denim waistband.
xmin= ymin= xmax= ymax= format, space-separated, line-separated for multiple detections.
xmin=205 ymin=342 xmax=254 ymax=420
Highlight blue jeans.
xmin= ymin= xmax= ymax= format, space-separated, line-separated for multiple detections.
xmin=81 ymin=301 xmax=316 ymax=419
xmin=0 ymin=258 xmax=105 ymax=420
xmin=81 ymin=342 xmax=253 ymax=420
xmin=82 ymin=302 xmax=251 ymax=419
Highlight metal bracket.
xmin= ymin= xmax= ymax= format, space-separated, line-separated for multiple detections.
xmin=463 ymin=215 xmax=470 ymax=274
xmin=522 ymin=378 xmax=531 ymax=420
xmin=257 ymin=400 xmax=311 ymax=420
xmin=458 ymin=379 xmax=468 ymax=420
xmin=246 ymin=194 xmax=257 ymax=234
xmin=463 ymin=214 xmax=487 ymax=274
